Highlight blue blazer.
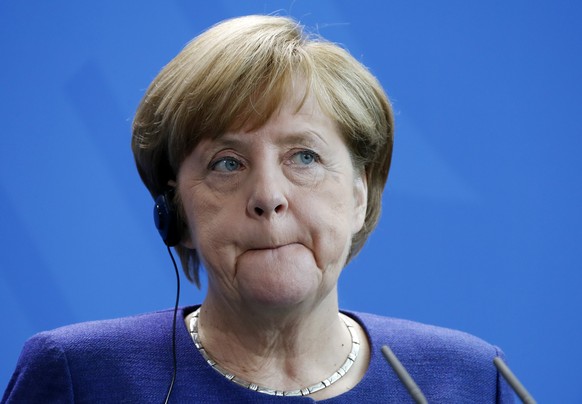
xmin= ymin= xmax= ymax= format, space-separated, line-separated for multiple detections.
xmin=2 ymin=306 xmax=513 ymax=403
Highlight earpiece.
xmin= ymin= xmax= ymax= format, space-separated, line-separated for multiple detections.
xmin=154 ymin=190 xmax=181 ymax=246
xmin=154 ymin=189 xmax=182 ymax=403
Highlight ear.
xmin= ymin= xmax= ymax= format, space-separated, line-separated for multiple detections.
xmin=352 ymin=169 xmax=368 ymax=234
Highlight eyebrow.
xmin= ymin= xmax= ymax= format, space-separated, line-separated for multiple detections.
xmin=213 ymin=129 xmax=329 ymax=148
xmin=206 ymin=136 xmax=247 ymax=149
xmin=277 ymin=130 xmax=329 ymax=147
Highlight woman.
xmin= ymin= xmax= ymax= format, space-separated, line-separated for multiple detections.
xmin=3 ymin=15 xmax=513 ymax=403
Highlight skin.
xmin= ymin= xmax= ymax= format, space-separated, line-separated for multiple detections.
xmin=177 ymin=89 xmax=370 ymax=398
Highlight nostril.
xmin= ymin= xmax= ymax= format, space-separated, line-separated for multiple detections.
xmin=254 ymin=207 xmax=264 ymax=216
xmin=274 ymin=204 xmax=284 ymax=213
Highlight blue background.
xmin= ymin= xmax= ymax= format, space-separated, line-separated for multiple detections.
xmin=1 ymin=1 xmax=581 ymax=402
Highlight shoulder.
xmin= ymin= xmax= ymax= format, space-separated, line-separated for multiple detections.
xmin=2 ymin=308 xmax=190 ymax=403
xmin=341 ymin=311 xmax=512 ymax=403
xmin=20 ymin=307 xmax=185 ymax=368
xmin=348 ymin=310 xmax=501 ymax=361
xmin=32 ymin=307 xmax=176 ymax=346
xmin=18 ymin=307 xmax=181 ymax=365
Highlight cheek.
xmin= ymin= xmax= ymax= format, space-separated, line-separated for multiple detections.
xmin=185 ymin=203 xmax=242 ymax=281
xmin=300 ymin=184 xmax=356 ymax=269
xmin=181 ymin=187 xmax=234 ymax=251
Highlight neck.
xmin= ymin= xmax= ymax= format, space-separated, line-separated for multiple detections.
xmin=195 ymin=290 xmax=351 ymax=392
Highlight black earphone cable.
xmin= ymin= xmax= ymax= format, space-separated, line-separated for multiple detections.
xmin=163 ymin=245 xmax=180 ymax=404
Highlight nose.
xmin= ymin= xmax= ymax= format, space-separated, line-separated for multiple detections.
xmin=246 ymin=169 xmax=288 ymax=219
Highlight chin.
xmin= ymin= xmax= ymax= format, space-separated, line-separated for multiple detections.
xmin=233 ymin=246 xmax=323 ymax=304
xmin=238 ymin=277 xmax=321 ymax=310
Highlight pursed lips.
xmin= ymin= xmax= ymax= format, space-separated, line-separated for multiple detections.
xmin=248 ymin=242 xmax=298 ymax=252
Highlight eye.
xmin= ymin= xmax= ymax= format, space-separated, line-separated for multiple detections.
xmin=211 ymin=157 xmax=242 ymax=172
xmin=291 ymin=150 xmax=319 ymax=166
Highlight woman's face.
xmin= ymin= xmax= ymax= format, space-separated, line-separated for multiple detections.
xmin=177 ymin=91 xmax=367 ymax=310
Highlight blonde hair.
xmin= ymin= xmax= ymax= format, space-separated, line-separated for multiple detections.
xmin=132 ymin=15 xmax=394 ymax=286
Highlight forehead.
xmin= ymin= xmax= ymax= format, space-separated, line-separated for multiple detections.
xmin=230 ymin=77 xmax=315 ymax=130
xmin=175 ymin=77 xmax=349 ymax=170
xmin=202 ymin=102 xmax=340 ymax=152
xmin=212 ymin=84 xmax=339 ymax=140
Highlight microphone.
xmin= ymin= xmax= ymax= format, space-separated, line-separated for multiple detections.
xmin=382 ymin=344 xmax=536 ymax=404
xmin=493 ymin=357 xmax=536 ymax=404
xmin=381 ymin=345 xmax=428 ymax=404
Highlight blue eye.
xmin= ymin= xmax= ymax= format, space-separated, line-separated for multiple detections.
xmin=292 ymin=151 xmax=318 ymax=165
xmin=211 ymin=157 xmax=241 ymax=172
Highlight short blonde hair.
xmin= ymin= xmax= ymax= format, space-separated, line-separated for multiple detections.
xmin=132 ymin=15 xmax=394 ymax=286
